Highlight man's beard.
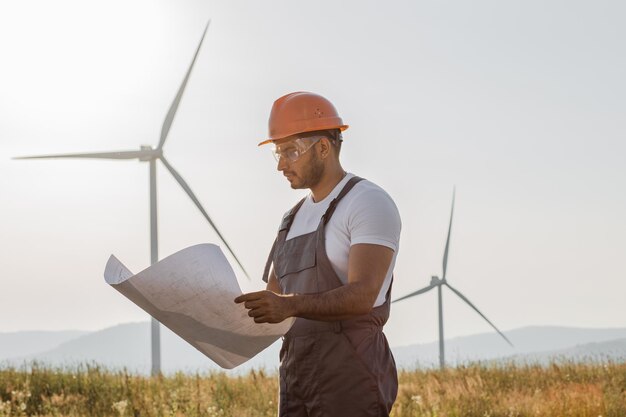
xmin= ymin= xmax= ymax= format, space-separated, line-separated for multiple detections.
xmin=289 ymin=153 xmax=324 ymax=190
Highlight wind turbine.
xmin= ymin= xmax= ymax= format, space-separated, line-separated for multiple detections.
xmin=393 ymin=188 xmax=513 ymax=369
xmin=14 ymin=21 xmax=249 ymax=375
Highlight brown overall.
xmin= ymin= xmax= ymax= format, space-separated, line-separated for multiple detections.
xmin=263 ymin=176 xmax=398 ymax=417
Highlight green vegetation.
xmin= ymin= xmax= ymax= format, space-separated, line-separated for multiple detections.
xmin=0 ymin=362 xmax=624 ymax=416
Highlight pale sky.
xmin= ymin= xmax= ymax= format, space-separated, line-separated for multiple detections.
xmin=0 ymin=0 xmax=624 ymax=348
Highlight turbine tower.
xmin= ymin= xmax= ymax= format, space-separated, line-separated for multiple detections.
xmin=393 ymin=188 xmax=513 ymax=369
xmin=14 ymin=21 xmax=248 ymax=376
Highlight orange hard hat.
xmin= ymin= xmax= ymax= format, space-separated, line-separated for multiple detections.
xmin=258 ymin=92 xmax=349 ymax=146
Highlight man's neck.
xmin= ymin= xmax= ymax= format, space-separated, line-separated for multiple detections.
xmin=310 ymin=165 xmax=346 ymax=203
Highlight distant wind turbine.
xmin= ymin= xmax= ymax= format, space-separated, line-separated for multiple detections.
xmin=393 ymin=188 xmax=513 ymax=369
xmin=14 ymin=20 xmax=249 ymax=376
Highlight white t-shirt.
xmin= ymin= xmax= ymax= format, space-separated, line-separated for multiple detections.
xmin=285 ymin=173 xmax=401 ymax=307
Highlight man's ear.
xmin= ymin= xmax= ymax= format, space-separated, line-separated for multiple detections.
xmin=319 ymin=137 xmax=332 ymax=159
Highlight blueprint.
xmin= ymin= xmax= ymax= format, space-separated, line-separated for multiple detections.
xmin=103 ymin=244 xmax=293 ymax=369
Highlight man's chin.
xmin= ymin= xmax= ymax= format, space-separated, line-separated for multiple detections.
xmin=286 ymin=177 xmax=305 ymax=189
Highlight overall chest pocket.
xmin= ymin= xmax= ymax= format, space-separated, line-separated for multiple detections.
xmin=274 ymin=233 xmax=317 ymax=279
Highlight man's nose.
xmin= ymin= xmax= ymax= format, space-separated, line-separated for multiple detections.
xmin=277 ymin=155 xmax=288 ymax=171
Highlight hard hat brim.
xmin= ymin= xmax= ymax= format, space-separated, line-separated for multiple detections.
xmin=258 ymin=125 xmax=349 ymax=146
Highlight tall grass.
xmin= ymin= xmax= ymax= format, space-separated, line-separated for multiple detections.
xmin=0 ymin=362 xmax=624 ymax=416
xmin=395 ymin=362 xmax=626 ymax=417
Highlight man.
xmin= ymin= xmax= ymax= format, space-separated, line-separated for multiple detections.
xmin=235 ymin=92 xmax=401 ymax=417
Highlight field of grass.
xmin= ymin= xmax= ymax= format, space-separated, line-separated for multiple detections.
xmin=0 ymin=362 xmax=624 ymax=416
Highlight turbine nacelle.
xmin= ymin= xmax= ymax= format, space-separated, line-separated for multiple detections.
xmin=430 ymin=276 xmax=444 ymax=285
xmin=139 ymin=145 xmax=162 ymax=161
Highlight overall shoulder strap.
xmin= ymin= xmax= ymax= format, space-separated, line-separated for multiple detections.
xmin=279 ymin=197 xmax=306 ymax=232
xmin=262 ymin=197 xmax=306 ymax=283
xmin=322 ymin=176 xmax=364 ymax=225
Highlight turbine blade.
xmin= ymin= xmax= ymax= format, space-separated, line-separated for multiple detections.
xmin=157 ymin=20 xmax=211 ymax=150
xmin=392 ymin=283 xmax=437 ymax=303
xmin=442 ymin=186 xmax=455 ymax=279
xmin=13 ymin=150 xmax=150 ymax=160
xmin=159 ymin=156 xmax=249 ymax=279
xmin=444 ymin=282 xmax=514 ymax=347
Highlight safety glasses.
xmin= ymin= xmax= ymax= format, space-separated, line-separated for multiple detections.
xmin=271 ymin=135 xmax=325 ymax=163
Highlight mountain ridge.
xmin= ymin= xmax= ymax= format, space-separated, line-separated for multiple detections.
xmin=2 ymin=323 xmax=625 ymax=373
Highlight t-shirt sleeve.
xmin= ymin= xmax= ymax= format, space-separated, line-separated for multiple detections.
xmin=347 ymin=188 xmax=401 ymax=252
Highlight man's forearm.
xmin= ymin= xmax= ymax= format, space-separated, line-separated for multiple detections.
xmin=285 ymin=280 xmax=379 ymax=321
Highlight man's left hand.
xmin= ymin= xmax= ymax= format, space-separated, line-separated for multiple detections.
xmin=234 ymin=291 xmax=294 ymax=323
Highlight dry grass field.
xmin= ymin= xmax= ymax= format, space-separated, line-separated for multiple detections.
xmin=0 ymin=362 xmax=624 ymax=416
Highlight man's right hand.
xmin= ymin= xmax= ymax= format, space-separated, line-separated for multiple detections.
xmin=234 ymin=290 xmax=295 ymax=324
